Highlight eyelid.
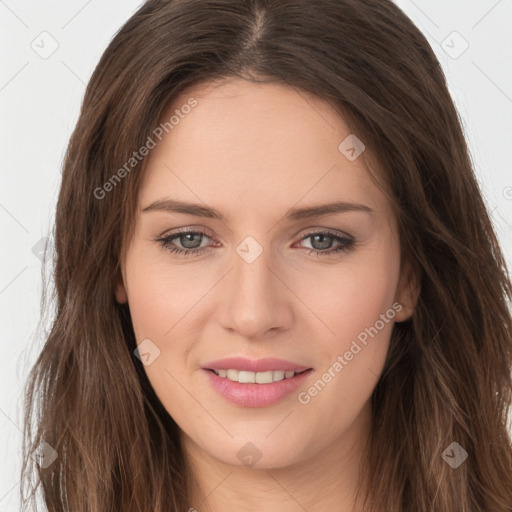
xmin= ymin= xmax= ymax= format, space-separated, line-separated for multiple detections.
xmin=297 ymin=227 xmax=353 ymax=240
xmin=159 ymin=225 xmax=216 ymax=239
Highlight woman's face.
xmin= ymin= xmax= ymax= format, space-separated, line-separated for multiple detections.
xmin=116 ymin=78 xmax=416 ymax=469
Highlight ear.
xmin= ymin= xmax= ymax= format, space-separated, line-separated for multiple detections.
xmin=394 ymin=260 xmax=420 ymax=322
xmin=115 ymin=268 xmax=128 ymax=304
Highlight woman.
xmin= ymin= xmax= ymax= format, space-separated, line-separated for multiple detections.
xmin=21 ymin=0 xmax=512 ymax=510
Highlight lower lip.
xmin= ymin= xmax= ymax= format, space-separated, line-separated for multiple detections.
xmin=203 ymin=369 xmax=313 ymax=408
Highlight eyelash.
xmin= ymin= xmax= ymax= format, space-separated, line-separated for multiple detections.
xmin=155 ymin=228 xmax=355 ymax=258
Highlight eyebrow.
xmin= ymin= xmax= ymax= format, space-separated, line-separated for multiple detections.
xmin=142 ymin=198 xmax=374 ymax=221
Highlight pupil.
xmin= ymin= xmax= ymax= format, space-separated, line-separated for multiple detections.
xmin=312 ymin=234 xmax=332 ymax=250
xmin=182 ymin=233 xmax=201 ymax=248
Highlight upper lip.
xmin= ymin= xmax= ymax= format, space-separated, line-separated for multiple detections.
xmin=203 ymin=357 xmax=311 ymax=373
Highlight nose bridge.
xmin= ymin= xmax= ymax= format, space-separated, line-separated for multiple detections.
xmin=220 ymin=235 xmax=290 ymax=337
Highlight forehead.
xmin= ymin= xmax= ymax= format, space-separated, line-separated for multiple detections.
xmin=139 ymin=78 xmax=391 ymax=220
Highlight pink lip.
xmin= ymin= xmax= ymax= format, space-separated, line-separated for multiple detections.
xmin=203 ymin=357 xmax=311 ymax=373
xmin=201 ymin=357 xmax=313 ymax=408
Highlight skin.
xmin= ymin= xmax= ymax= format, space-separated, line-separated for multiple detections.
xmin=116 ymin=77 xmax=418 ymax=512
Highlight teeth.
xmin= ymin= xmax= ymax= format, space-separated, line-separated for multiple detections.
xmin=255 ymin=371 xmax=273 ymax=384
xmin=212 ymin=369 xmax=299 ymax=383
xmin=239 ymin=370 xmax=255 ymax=383
xmin=273 ymin=370 xmax=285 ymax=382
xmin=226 ymin=369 xmax=238 ymax=381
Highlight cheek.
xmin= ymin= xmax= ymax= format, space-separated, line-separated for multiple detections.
xmin=123 ymin=253 xmax=202 ymax=409
xmin=124 ymin=248 xmax=199 ymax=343
xmin=124 ymin=256 xmax=201 ymax=418
xmin=294 ymin=249 xmax=399 ymax=430
xmin=292 ymin=247 xmax=399 ymax=407
xmin=295 ymin=244 xmax=400 ymax=348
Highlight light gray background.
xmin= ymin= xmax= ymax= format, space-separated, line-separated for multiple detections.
xmin=1 ymin=1 xmax=511 ymax=509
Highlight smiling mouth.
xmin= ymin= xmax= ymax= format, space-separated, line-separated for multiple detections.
xmin=207 ymin=368 xmax=311 ymax=384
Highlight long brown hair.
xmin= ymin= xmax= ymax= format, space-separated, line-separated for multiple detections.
xmin=21 ymin=0 xmax=512 ymax=510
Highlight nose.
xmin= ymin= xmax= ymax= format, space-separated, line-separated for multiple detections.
xmin=218 ymin=240 xmax=294 ymax=340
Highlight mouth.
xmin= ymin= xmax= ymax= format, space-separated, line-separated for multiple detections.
xmin=206 ymin=368 xmax=311 ymax=384
xmin=202 ymin=358 xmax=314 ymax=407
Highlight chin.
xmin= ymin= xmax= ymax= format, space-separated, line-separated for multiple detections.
xmin=199 ymin=431 xmax=312 ymax=470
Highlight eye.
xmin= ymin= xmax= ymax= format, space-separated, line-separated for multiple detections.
xmin=156 ymin=229 xmax=215 ymax=257
xmin=295 ymin=230 xmax=355 ymax=256
xmin=155 ymin=228 xmax=355 ymax=258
